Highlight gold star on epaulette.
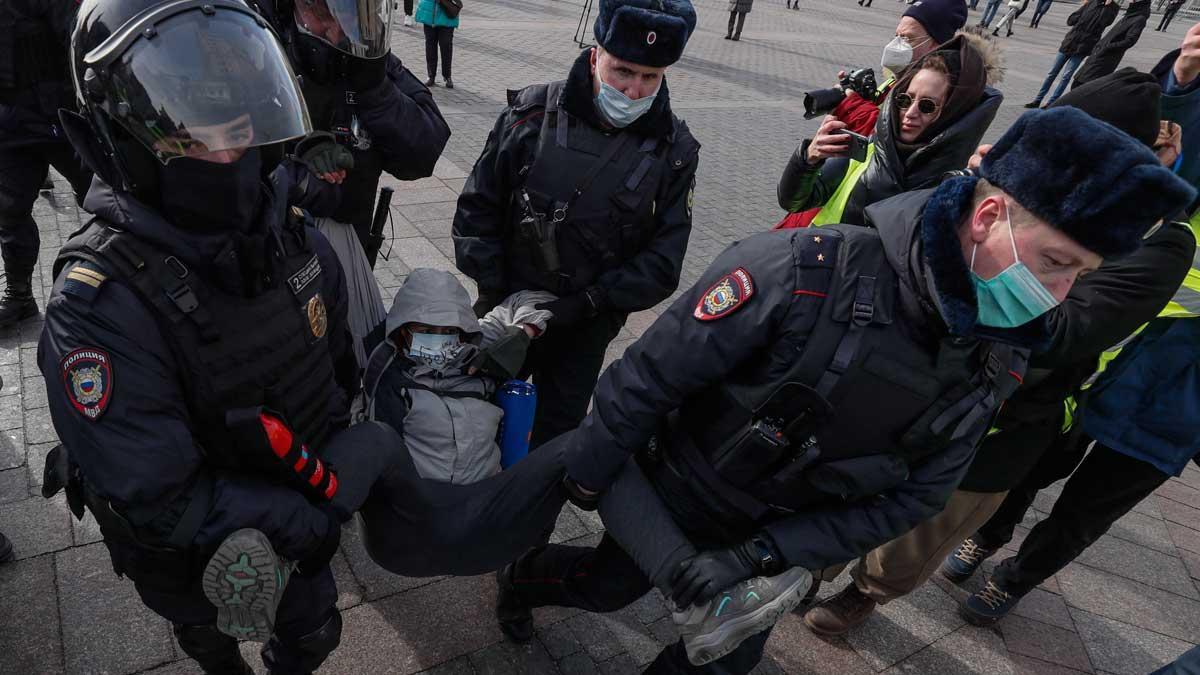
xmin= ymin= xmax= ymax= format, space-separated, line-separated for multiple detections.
xmin=814 ymin=236 xmax=822 ymax=244
xmin=817 ymin=253 xmax=825 ymax=262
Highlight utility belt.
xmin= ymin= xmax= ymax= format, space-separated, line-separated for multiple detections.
xmin=42 ymin=444 xmax=214 ymax=592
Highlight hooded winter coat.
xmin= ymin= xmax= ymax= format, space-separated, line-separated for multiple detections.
xmin=777 ymin=34 xmax=1003 ymax=226
xmin=1072 ymin=0 xmax=1152 ymax=86
xmin=363 ymin=269 xmax=553 ymax=484
xmin=1060 ymin=0 xmax=1121 ymax=56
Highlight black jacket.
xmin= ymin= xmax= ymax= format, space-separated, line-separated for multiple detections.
xmin=564 ymin=187 xmax=1039 ymax=570
xmin=777 ymin=87 xmax=1002 ymax=224
xmin=960 ymin=219 xmax=1197 ymax=491
xmin=0 ymin=0 xmax=78 ymax=148
xmin=1072 ymin=0 xmax=1152 ymax=86
xmin=1060 ymin=0 xmax=1121 ymax=56
xmin=38 ymin=162 xmax=354 ymax=567
xmin=452 ymin=50 xmax=700 ymax=313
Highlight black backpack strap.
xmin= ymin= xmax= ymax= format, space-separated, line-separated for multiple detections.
xmin=816 ymin=274 xmax=878 ymax=398
xmin=361 ymin=341 xmax=399 ymax=418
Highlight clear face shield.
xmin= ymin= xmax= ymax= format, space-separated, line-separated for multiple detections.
xmin=293 ymin=0 xmax=393 ymax=58
xmin=81 ymin=1 xmax=312 ymax=164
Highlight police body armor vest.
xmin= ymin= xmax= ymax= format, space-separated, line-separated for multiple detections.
xmin=55 ymin=221 xmax=345 ymax=469
xmin=510 ymin=81 xmax=669 ymax=295
xmin=661 ymin=225 xmax=1024 ymax=529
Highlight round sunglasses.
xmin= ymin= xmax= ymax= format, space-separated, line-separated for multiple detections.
xmin=896 ymin=92 xmax=941 ymax=116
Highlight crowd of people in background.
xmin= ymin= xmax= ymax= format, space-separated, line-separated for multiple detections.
xmin=1 ymin=0 xmax=1199 ymax=673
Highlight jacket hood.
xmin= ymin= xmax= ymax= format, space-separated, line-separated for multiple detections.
xmin=81 ymin=177 xmax=285 ymax=293
xmin=887 ymin=33 xmax=1002 ymax=146
xmin=386 ymin=268 xmax=482 ymax=338
xmin=561 ymin=48 xmax=678 ymax=140
xmin=865 ymin=182 xmax=1051 ymax=349
xmin=1124 ymin=0 xmax=1152 ymax=18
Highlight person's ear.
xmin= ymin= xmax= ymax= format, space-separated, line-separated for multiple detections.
xmin=590 ymin=47 xmax=599 ymax=74
xmin=968 ymin=196 xmax=1003 ymax=245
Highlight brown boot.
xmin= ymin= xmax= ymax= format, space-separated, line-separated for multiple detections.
xmin=803 ymin=583 xmax=877 ymax=636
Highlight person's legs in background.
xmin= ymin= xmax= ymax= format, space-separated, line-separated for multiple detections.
xmin=438 ymin=27 xmax=454 ymax=87
xmin=403 ymin=0 xmax=414 ymax=25
xmin=1028 ymin=51 xmax=1070 ymax=106
xmin=1046 ymin=55 xmax=1084 ymax=105
xmin=980 ymin=0 xmax=1002 ymax=26
xmin=423 ymin=25 xmax=439 ymax=86
xmin=0 ymin=146 xmax=51 ymax=328
xmin=733 ymin=11 xmax=747 ymax=39
xmin=726 ymin=11 xmax=737 ymax=37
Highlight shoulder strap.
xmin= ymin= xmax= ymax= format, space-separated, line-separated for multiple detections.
xmin=361 ymin=341 xmax=399 ymax=419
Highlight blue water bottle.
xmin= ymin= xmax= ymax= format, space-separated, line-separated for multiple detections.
xmin=496 ymin=380 xmax=537 ymax=468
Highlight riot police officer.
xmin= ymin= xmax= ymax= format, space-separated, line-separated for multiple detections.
xmin=251 ymin=0 xmax=451 ymax=250
xmin=0 ymin=0 xmax=93 ymax=327
xmin=452 ymin=0 xmax=701 ymax=448
xmin=496 ymin=108 xmax=1195 ymax=673
xmin=40 ymin=0 xmax=361 ymax=672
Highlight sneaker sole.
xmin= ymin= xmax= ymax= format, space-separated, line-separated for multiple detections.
xmin=202 ymin=529 xmax=288 ymax=642
xmin=938 ymin=564 xmax=976 ymax=585
xmin=685 ymin=571 xmax=814 ymax=667
xmin=957 ymin=603 xmax=1004 ymax=627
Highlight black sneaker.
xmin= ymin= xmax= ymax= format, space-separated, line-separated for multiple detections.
xmin=425 ymin=77 xmax=436 ymax=87
xmin=202 ymin=529 xmax=293 ymax=642
xmin=960 ymin=578 xmax=1024 ymax=626
xmin=444 ymin=78 xmax=454 ymax=89
xmin=1023 ymin=100 xmax=1042 ymax=109
xmin=495 ymin=563 xmax=534 ymax=643
xmin=673 ymin=568 xmax=813 ymax=666
xmin=939 ymin=537 xmax=997 ymax=584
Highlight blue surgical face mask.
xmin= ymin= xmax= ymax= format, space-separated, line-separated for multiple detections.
xmin=408 ymin=331 xmax=463 ymax=371
xmin=970 ymin=202 xmax=1060 ymax=329
xmin=595 ymin=69 xmax=660 ymax=128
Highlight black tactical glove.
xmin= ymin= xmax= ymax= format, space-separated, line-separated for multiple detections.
xmin=295 ymin=508 xmax=342 ymax=577
xmin=537 ymin=288 xmax=604 ymax=327
xmin=562 ymin=475 xmax=601 ymax=511
xmin=469 ymin=326 xmax=531 ymax=380
xmin=346 ymin=54 xmax=388 ymax=93
xmin=670 ymin=536 xmax=782 ymax=609
xmin=473 ymin=290 xmax=506 ymax=319
xmin=294 ymin=131 xmax=355 ymax=176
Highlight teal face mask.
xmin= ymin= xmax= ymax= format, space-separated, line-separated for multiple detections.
xmin=970 ymin=202 xmax=1060 ymax=329
xmin=595 ymin=70 xmax=659 ymax=128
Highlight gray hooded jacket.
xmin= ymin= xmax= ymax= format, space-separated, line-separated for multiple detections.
xmin=360 ymin=268 xmax=553 ymax=484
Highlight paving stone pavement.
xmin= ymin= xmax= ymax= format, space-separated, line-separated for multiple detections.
xmin=3 ymin=0 xmax=1200 ymax=672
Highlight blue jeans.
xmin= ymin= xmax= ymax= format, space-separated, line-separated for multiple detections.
xmin=1034 ymin=51 xmax=1084 ymax=105
xmin=980 ymin=0 xmax=1003 ymax=25
xmin=1031 ymin=0 xmax=1052 ymax=25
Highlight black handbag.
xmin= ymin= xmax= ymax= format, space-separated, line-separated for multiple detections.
xmin=436 ymin=0 xmax=462 ymax=18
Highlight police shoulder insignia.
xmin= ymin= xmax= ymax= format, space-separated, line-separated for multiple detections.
xmin=307 ymin=293 xmax=328 ymax=339
xmin=694 ymin=268 xmax=755 ymax=321
xmin=62 ymin=265 xmax=108 ymax=302
xmin=60 ymin=348 xmax=113 ymax=422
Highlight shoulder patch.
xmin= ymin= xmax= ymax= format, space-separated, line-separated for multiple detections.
xmin=288 ymin=255 xmax=322 ymax=296
xmin=694 ymin=268 xmax=755 ymax=321
xmin=794 ymin=232 xmax=839 ymax=269
xmin=60 ymin=348 xmax=114 ymax=422
xmin=61 ymin=264 xmax=108 ymax=302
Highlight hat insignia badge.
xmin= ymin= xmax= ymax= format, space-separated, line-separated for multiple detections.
xmin=647 ymin=31 xmax=657 ymax=45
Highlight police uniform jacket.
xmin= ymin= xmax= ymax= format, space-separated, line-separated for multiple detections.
xmin=38 ymin=161 xmax=356 ymax=584
xmin=0 ymin=0 xmax=78 ymax=150
xmin=452 ymin=49 xmax=700 ymax=314
xmin=564 ymin=186 xmax=1039 ymax=571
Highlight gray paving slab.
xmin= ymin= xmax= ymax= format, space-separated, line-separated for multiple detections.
xmin=1104 ymin=508 xmax=1178 ymax=556
xmin=764 ymin=613 xmax=876 ymax=675
xmin=1070 ymin=608 xmax=1197 ymax=675
xmin=0 ymin=493 xmax=73 ymax=560
xmin=419 ymin=655 xmax=476 ymax=675
xmin=845 ymin=576 xmax=966 ymax=670
xmin=0 ymin=465 xmax=29 ymax=503
xmin=0 ymin=554 xmax=65 ymax=674
xmin=1009 ymin=587 xmax=1076 ymax=632
xmin=1169 ymin=521 xmax=1200 ymax=556
xmin=468 ymin=638 xmax=559 ymax=674
xmin=1159 ymin=481 xmax=1200 ymax=511
xmin=0 ymin=426 xmax=24 ymax=470
xmin=1156 ymin=495 xmax=1200 ymax=533
xmin=997 ymin=615 xmax=1093 ymax=672
xmin=1057 ymin=564 xmax=1200 ymax=644
xmin=1009 ymin=654 xmax=1091 ymax=675
xmin=57 ymin=542 xmax=176 ymax=674
xmin=1074 ymin=536 xmax=1199 ymax=600
xmin=885 ymin=625 xmax=1014 ymax=675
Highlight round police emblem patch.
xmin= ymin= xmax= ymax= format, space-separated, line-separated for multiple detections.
xmin=60 ymin=348 xmax=113 ymax=422
xmin=307 ymin=293 xmax=328 ymax=339
xmin=647 ymin=31 xmax=657 ymax=45
xmin=694 ymin=267 xmax=755 ymax=321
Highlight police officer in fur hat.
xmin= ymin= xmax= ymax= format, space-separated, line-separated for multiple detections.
xmin=452 ymin=0 xmax=701 ymax=451
xmin=495 ymin=108 xmax=1194 ymax=673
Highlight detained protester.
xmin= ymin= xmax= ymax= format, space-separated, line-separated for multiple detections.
xmin=36 ymin=0 xmax=373 ymax=671
xmin=778 ymin=34 xmax=1002 ymax=228
xmin=803 ymin=69 xmax=1200 ymax=636
xmin=493 ymin=108 xmax=1194 ymax=673
xmin=0 ymin=0 xmax=93 ymax=328
xmin=250 ymin=0 xmax=452 ymax=365
xmin=831 ymin=0 xmax=968 ymax=137
xmin=453 ymin=0 xmax=700 ymax=449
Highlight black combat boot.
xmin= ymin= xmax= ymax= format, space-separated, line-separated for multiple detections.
xmin=496 ymin=562 xmax=535 ymax=643
xmin=0 ymin=268 xmax=38 ymax=328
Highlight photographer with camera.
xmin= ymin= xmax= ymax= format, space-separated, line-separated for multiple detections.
xmin=779 ymin=34 xmax=1002 ymax=228
xmin=822 ymin=0 xmax=969 ymax=137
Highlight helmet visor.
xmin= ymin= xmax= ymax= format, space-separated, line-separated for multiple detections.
xmin=101 ymin=7 xmax=311 ymax=163
xmin=294 ymin=0 xmax=392 ymax=58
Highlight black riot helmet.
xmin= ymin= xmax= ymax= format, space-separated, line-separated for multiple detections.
xmin=64 ymin=0 xmax=312 ymax=191
xmin=292 ymin=0 xmax=392 ymax=58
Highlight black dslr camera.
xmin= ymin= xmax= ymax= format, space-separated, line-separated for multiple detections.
xmin=803 ymin=68 xmax=879 ymax=120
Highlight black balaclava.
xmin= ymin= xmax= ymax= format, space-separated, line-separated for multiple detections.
xmin=158 ymin=147 xmax=264 ymax=234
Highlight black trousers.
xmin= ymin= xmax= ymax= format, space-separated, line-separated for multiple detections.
xmin=404 ymin=0 xmax=413 ymax=14
xmin=1159 ymin=7 xmax=1179 ymax=30
xmin=726 ymin=11 xmax=747 ymax=37
xmin=423 ymin=25 xmax=454 ymax=80
xmin=0 ymin=140 xmax=91 ymax=272
xmin=523 ymin=311 xmax=626 ymax=449
xmin=979 ymin=441 xmax=1169 ymax=596
xmin=136 ymin=566 xmax=340 ymax=673
xmin=512 ymin=535 xmax=773 ymax=674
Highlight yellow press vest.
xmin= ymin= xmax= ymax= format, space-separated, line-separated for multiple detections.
xmin=811 ymin=143 xmax=877 ymax=227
